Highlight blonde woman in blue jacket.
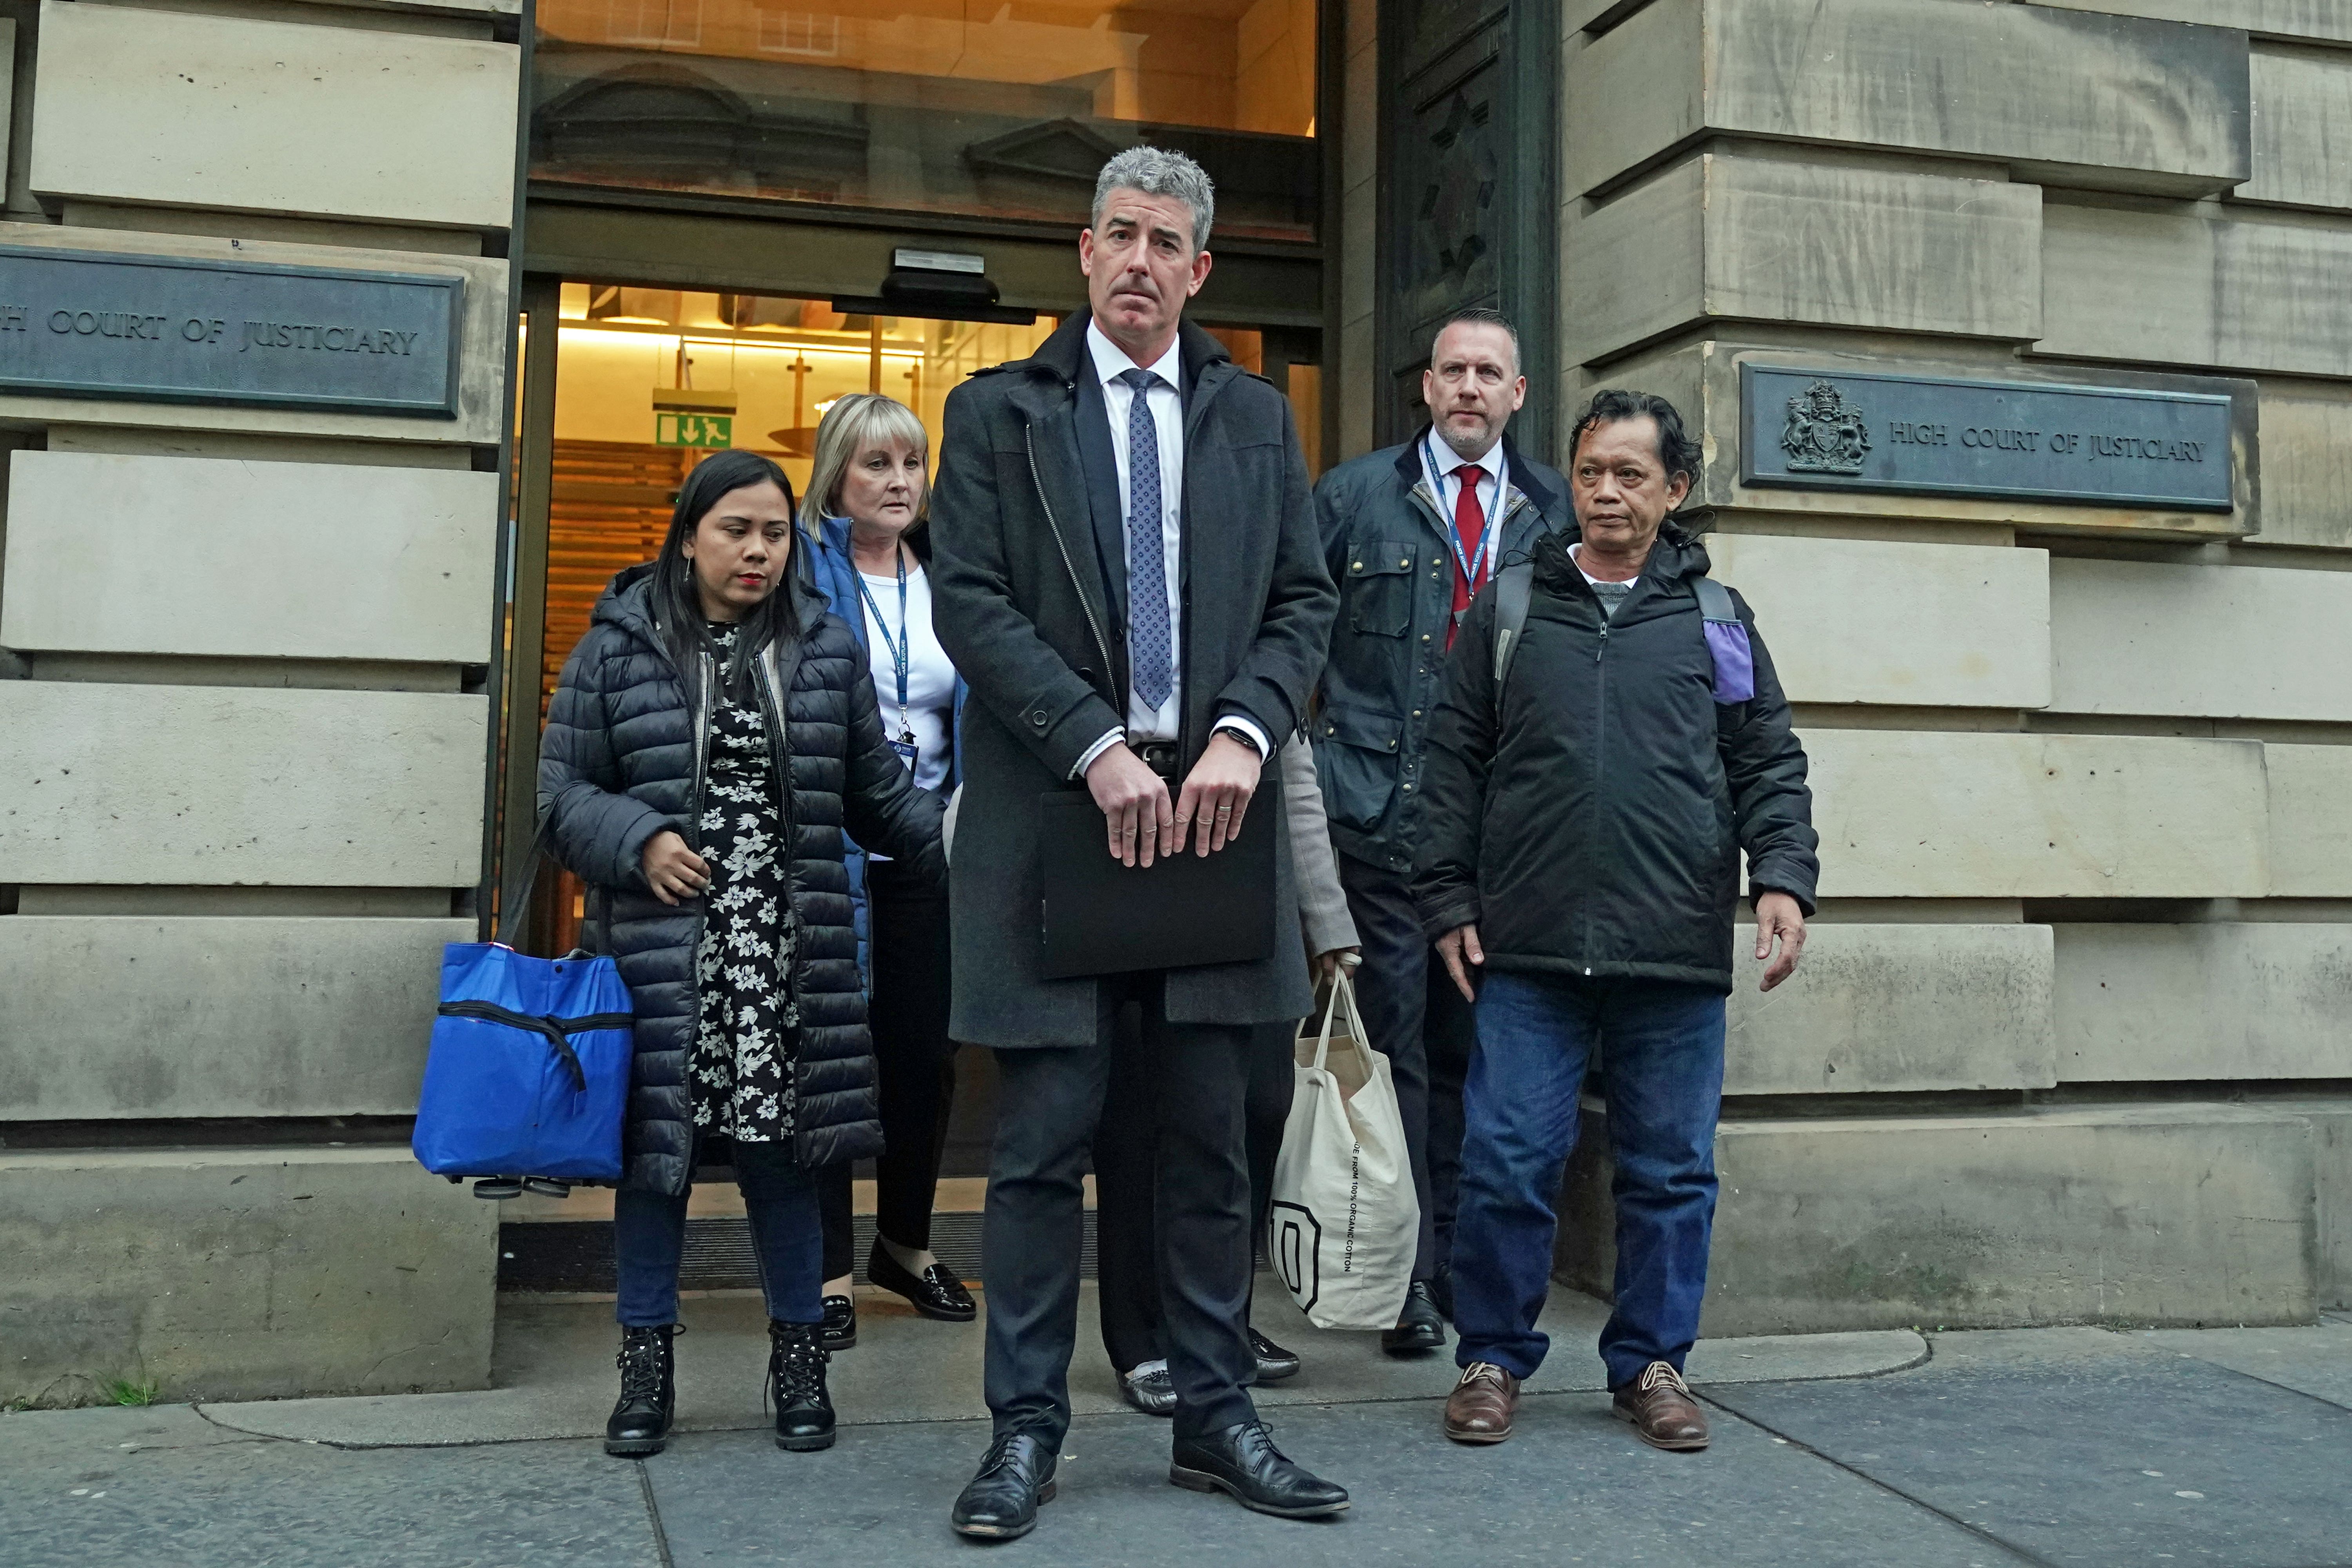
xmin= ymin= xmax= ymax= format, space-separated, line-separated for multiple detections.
xmin=798 ymin=393 xmax=972 ymax=1350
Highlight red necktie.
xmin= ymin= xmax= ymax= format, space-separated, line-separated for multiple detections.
xmin=1447 ymin=463 xmax=1486 ymax=647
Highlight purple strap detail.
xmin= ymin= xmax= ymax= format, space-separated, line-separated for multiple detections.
xmin=1705 ymin=619 xmax=1755 ymax=704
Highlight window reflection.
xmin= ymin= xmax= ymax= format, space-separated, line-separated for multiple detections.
xmin=532 ymin=1 xmax=1320 ymax=239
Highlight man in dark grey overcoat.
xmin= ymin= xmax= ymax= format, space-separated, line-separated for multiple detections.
xmin=929 ymin=147 xmax=1344 ymax=1538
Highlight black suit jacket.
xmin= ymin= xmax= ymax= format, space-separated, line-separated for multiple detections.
xmin=929 ymin=311 xmax=1337 ymax=1047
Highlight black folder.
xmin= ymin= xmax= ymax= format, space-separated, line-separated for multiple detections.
xmin=1037 ymin=790 xmax=1277 ymax=980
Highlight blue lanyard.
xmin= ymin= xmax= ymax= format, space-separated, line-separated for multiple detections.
xmin=1423 ymin=434 xmax=1497 ymax=593
xmin=853 ymin=547 xmax=913 ymax=743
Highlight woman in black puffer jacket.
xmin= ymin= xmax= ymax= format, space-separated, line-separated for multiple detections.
xmin=539 ymin=450 xmax=944 ymax=1462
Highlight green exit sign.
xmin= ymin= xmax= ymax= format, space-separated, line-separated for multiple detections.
xmin=655 ymin=413 xmax=732 ymax=447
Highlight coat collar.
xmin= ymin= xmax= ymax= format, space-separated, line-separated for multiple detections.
xmin=1392 ymin=427 xmax=1561 ymax=517
xmin=1503 ymin=435 xmax=1561 ymax=515
xmin=1538 ymin=519 xmax=1713 ymax=592
xmin=1020 ymin=309 xmax=1233 ymax=404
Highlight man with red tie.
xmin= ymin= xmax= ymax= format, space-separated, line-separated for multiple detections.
xmin=1308 ymin=307 xmax=1572 ymax=1353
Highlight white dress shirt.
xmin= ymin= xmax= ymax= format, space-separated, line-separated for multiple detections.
xmin=1421 ymin=430 xmax=1510 ymax=584
xmin=1073 ymin=320 xmax=1269 ymax=776
xmin=853 ymin=560 xmax=957 ymax=793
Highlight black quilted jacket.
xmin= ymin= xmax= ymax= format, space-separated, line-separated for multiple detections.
xmin=538 ymin=563 xmax=945 ymax=1195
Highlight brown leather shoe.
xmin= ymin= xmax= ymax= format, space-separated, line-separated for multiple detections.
xmin=1443 ymin=1361 xmax=1520 ymax=1444
xmin=1612 ymin=1361 xmax=1709 ymax=1451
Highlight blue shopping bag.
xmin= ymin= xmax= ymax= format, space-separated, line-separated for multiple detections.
xmin=412 ymin=940 xmax=632 ymax=1183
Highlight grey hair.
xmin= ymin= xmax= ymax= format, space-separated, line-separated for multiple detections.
xmin=1091 ymin=146 xmax=1216 ymax=254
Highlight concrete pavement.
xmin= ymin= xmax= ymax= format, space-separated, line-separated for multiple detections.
xmin=5 ymin=1291 xmax=2350 ymax=1567
xmin=191 ymin=1276 xmax=1926 ymax=1448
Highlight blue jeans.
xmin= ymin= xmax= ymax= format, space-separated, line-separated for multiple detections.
xmin=1452 ymin=971 xmax=1726 ymax=1389
xmin=613 ymin=1139 xmax=824 ymax=1328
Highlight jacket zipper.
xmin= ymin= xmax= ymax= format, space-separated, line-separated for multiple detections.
xmin=1025 ymin=423 xmax=1117 ymax=689
xmin=688 ymin=649 xmax=715 ymax=996
xmin=1585 ymin=576 xmax=1608 ymax=973
xmin=688 ymin=651 xmax=713 ymax=852
xmin=750 ymin=646 xmax=805 ymax=1022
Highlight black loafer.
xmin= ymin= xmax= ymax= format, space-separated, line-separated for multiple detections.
xmin=1380 ymin=1281 xmax=1448 ymax=1356
xmin=1122 ymin=1364 xmax=1176 ymax=1416
xmin=866 ymin=1240 xmax=976 ymax=1323
xmin=820 ymin=1293 xmax=857 ymax=1352
xmin=951 ymin=1432 xmax=1058 ymax=1540
xmin=1169 ymin=1420 xmax=1348 ymax=1519
xmin=1250 ymin=1328 xmax=1301 ymax=1383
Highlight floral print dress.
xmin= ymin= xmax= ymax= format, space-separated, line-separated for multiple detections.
xmin=688 ymin=622 xmax=802 ymax=1145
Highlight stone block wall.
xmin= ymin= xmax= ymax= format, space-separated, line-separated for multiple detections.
xmin=1555 ymin=0 xmax=2352 ymax=1330
xmin=0 ymin=0 xmax=518 ymax=1403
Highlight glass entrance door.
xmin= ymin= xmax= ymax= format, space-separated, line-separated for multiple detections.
xmin=526 ymin=285 xmax=1060 ymax=951
xmin=490 ymin=257 xmax=1321 ymax=1248
xmin=511 ymin=278 xmax=1318 ymax=952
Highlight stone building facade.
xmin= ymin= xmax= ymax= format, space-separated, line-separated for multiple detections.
xmin=1530 ymin=0 xmax=2352 ymax=1333
xmin=2 ymin=0 xmax=2346 ymax=1401
xmin=0 ymin=0 xmax=519 ymax=1400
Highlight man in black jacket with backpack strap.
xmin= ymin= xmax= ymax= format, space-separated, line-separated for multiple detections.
xmin=1413 ymin=389 xmax=1819 ymax=1455
xmin=1310 ymin=307 xmax=1575 ymax=1354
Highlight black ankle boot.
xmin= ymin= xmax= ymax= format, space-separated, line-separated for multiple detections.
xmin=604 ymin=1325 xmax=676 ymax=1457
xmin=767 ymin=1319 xmax=835 ymax=1452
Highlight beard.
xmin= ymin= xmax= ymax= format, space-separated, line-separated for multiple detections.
xmin=1436 ymin=410 xmax=1496 ymax=459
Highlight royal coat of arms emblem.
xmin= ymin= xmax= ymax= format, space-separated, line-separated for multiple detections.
xmin=1780 ymin=379 xmax=1870 ymax=475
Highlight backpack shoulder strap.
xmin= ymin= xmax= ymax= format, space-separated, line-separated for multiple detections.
xmin=1691 ymin=573 xmax=1758 ymax=705
xmin=1492 ymin=560 xmax=1535 ymax=691
xmin=1692 ymin=575 xmax=1737 ymax=623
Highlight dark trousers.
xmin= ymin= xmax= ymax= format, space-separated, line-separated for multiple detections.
xmin=984 ymin=973 xmax=1257 ymax=1445
xmin=817 ymin=857 xmax=957 ymax=1279
xmin=1097 ymin=1017 xmax=1295 ymax=1374
xmin=1338 ymin=853 xmax=1474 ymax=1283
xmin=1452 ymin=972 xmax=1727 ymax=1388
xmin=613 ymin=1138 xmax=824 ymax=1328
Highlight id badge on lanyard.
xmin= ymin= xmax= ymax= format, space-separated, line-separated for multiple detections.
xmin=1426 ymin=435 xmax=1497 ymax=631
xmin=855 ymin=550 xmax=920 ymax=772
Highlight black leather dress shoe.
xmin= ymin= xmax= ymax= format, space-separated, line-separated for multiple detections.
xmin=603 ymin=1324 xmax=675 ymax=1458
xmin=820 ymin=1293 xmax=857 ymax=1352
xmin=866 ymin=1240 xmax=977 ymax=1323
xmin=1169 ymin=1421 xmax=1349 ymax=1518
xmin=951 ymin=1432 xmax=1058 ymax=1540
xmin=1380 ymin=1281 xmax=1448 ymax=1356
xmin=1250 ymin=1328 xmax=1301 ymax=1383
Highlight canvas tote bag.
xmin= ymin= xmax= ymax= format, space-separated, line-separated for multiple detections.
xmin=1266 ymin=968 xmax=1420 ymax=1330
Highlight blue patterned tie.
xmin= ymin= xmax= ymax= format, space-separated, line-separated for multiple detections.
xmin=1119 ymin=368 xmax=1174 ymax=711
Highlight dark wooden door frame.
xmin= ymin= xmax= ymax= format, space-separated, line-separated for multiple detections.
xmin=493 ymin=275 xmax=563 ymax=949
xmin=1374 ymin=0 xmax=1560 ymax=462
